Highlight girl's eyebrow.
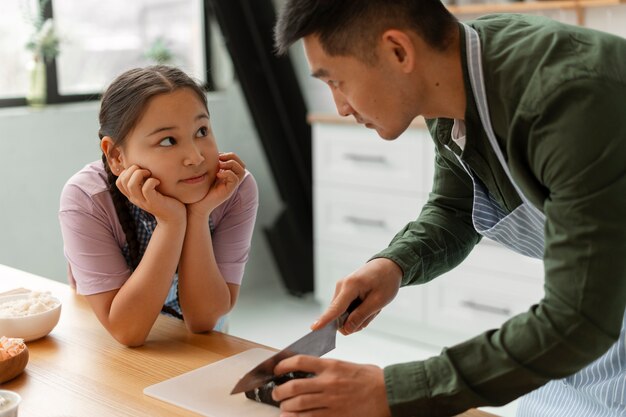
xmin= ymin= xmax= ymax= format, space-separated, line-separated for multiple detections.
xmin=146 ymin=113 xmax=209 ymax=137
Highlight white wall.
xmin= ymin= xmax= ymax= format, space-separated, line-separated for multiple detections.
xmin=0 ymin=83 xmax=283 ymax=289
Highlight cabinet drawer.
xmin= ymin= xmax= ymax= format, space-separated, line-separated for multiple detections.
xmin=313 ymin=123 xmax=435 ymax=193
xmin=314 ymin=185 xmax=428 ymax=250
xmin=426 ymin=267 xmax=544 ymax=339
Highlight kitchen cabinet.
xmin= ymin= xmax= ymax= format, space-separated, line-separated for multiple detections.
xmin=310 ymin=115 xmax=544 ymax=349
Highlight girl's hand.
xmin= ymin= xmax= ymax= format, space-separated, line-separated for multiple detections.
xmin=116 ymin=165 xmax=186 ymax=225
xmin=187 ymin=152 xmax=246 ymax=217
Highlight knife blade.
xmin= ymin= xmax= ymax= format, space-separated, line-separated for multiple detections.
xmin=230 ymin=298 xmax=362 ymax=395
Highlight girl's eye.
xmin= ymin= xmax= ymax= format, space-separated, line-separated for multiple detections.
xmin=196 ymin=126 xmax=208 ymax=137
xmin=328 ymin=80 xmax=339 ymax=89
xmin=159 ymin=137 xmax=176 ymax=147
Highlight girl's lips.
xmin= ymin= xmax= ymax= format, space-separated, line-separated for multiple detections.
xmin=181 ymin=173 xmax=208 ymax=184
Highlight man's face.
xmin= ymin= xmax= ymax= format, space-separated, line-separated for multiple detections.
xmin=303 ymin=34 xmax=416 ymax=140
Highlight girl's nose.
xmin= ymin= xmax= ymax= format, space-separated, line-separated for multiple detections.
xmin=183 ymin=143 xmax=205 ymax=166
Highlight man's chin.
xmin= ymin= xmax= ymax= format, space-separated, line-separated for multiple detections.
xmin=375 ymin=127 xmax=401 ymax=141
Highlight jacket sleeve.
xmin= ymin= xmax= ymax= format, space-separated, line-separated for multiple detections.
xmin=372 ymin=120 xmax=481 ymax=286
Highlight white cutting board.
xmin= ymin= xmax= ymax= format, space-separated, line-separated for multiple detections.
xmin=144 ymin=348 xmax=280 ymax=417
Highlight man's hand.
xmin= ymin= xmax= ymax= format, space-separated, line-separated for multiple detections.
xmin=312 ymin=258 xmax=403 ymax=335
xmin=272 ymin=355 xmax=391 ymax=417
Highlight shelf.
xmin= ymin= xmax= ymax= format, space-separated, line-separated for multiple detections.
xmin=448 ymin=0 xmax=625 ymax=25
xmin=448 ymin=0 xmax=623 ymax=15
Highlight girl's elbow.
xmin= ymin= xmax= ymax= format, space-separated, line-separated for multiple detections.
xmin=110 ymin=327 xmax=148 ymax=347
xmin=186 ymin=318 xmax=217 ymax=334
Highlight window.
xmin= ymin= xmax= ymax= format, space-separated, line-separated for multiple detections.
xmin=53 ymin=0 xmax=205 ymax=95
xmin=0 ymin=0 xmax=209 ymax=108
xmin=0 ymin=0 xmax=38 ymax=103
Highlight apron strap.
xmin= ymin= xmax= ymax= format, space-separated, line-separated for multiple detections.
xmin=462 ymin=23 xmax=534 ymax=207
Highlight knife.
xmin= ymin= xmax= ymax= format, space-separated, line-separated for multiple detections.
xmin=230 ymin=298 xmax=362 ymax=395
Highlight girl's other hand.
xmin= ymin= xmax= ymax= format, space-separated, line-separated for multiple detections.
xmin=188 ymin=152 xmax=246 ymax=217
xmin=116 ymin=165 xmax=186 ymax=225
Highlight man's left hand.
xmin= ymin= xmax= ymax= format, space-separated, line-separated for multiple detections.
xmin=272 ymin=355 xmax=391 ymax=417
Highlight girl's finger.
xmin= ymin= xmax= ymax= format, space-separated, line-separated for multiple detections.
xmin=219 ymin=152 xmax=246 ymax=170
xmin=219 ymin=159 xmax=245 ymax=180
xmin=142 ymin=177 xmax=160 ymax=201
xmin=126 ymin=168 xmax=151 ymax=197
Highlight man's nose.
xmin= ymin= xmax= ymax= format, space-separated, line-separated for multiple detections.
xmin=331 ymin=89 xmax=354 ymax=117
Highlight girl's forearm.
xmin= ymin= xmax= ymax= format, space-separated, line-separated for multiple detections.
xmin=177 ymin=213 xmax=232 ymax=332
xmin=107 ymin=221 xmax=186 ymax=346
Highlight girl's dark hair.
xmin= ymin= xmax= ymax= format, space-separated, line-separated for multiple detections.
xmin=274 ymin=0 xmax=458 ymax=62
xmin=99 ymin=65 xmax=208 ymax=269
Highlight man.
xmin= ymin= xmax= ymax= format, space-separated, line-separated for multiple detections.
xmin=271 ymin=1 xmax=626 ymax=417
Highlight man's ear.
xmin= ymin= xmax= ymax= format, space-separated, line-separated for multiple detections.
xmin=100 ymin=136 xmax=124 ymax=176
xmin=380 ymin=29 xmax=416 ymax=73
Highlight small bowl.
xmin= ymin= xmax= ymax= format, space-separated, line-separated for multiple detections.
xmin=0 ymin=346 xmax=28 ymax=384
xmin=0 ymin=389 xmax=22 ymax=417
xmin=0 ymin=294 xmax=62 ymax=342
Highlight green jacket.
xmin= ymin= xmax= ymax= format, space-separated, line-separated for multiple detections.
xmin=374 ymin=14 xmax=626 ymax=416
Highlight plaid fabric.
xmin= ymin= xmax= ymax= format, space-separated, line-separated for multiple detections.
xmin=121 ymin=203 xmax=216 ymax=323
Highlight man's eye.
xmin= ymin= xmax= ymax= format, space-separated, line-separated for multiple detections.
xmin=196 ymin=126 xmax=208 ymax=137
xmin=328 ymin=80 xmax=339 ymax=88
xmin=159 ymin=137 xmax=176 ymax=147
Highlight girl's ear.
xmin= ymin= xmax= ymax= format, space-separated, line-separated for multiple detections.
xmin=101 ymin=136 xmax=124 ymax=176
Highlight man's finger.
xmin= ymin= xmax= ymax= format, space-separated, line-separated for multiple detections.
xmin=274 ymin=355 xmax=324 ymax=376
xmin=311 ymin=291 xmax=356 ymax=331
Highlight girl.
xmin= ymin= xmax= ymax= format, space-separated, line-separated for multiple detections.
xmin=59 ymin=66 xmax=258 ymax=347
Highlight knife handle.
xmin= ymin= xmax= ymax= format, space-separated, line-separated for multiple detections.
xmin=347 ymin=297 xmax=363 ymax=314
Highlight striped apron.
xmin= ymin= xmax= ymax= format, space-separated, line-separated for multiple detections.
xmin=462 ymin=23 xmax=626 ymax=416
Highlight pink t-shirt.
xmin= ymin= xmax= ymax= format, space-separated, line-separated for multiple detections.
xmin=59 ymin=161 xmax=258 ymax=295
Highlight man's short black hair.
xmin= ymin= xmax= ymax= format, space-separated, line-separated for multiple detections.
xmin=274 ymin=0 xmax=458 ymax=61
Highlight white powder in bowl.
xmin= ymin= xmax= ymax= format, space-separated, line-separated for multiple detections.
xmin=0 ymin=291 xmax=60 ymax=318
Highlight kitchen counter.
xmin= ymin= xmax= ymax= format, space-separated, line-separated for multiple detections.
xmin=0 ymin=264 xmax=498 ymax=417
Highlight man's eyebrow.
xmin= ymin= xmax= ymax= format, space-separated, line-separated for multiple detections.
xmin=311 ymin=68 xmax=329 ymax=79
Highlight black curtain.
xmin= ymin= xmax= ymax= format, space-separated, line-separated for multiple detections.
xmin=207 ymin=0 xmax=313 ymax=295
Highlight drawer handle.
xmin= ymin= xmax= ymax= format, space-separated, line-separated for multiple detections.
xmin=461 ymin=300 xmax=511 ymax=316
xmin=344 ymin=153 xmax=388 ymax=164
xmin=344 ymin=216 xmax=387 ymax=229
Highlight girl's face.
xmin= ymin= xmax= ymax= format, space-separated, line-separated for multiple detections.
xmin=115 ymin=88 xmax=218 ymax=204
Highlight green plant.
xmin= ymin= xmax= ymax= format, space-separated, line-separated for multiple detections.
xmin=23 ymin=0 xmax=61 ymax=62
xmin=145 ymin=37 xmax=174 ymax=65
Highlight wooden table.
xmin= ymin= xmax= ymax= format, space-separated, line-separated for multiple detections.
xmin=0 ymin=264 xmax=497 ymax=417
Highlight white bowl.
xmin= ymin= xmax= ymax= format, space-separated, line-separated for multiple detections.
xmin=0 ymin=294 xmax=61 ymax=342
xmin=0 ymin=390 xmax=21 ymax=417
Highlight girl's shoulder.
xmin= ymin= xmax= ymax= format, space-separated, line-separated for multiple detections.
xmin=63 ymin=161 xmax=109 ymax=196
xmin=60 ymin=161 xmax=112 ymax=212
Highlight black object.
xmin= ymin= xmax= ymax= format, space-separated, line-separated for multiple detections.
xmin=245 ymin=371 xmax=315 ymax=407
xmin=207 ymin=0 xmax=313 ymax=296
